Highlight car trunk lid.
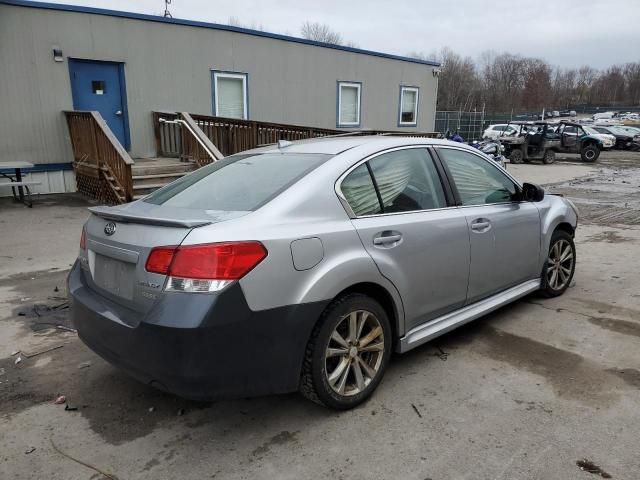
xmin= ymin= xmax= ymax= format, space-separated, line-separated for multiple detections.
xmin=82 ymin=203 xmax=248 ymax=317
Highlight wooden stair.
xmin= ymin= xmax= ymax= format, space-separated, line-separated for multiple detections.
xmin=100 ymin=164 xmax=127 ymax=204
xmin=131 ymin=157 xmax=197 ymax=200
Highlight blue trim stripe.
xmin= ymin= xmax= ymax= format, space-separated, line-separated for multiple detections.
xmin=0 ymin=0 xmax=441 ymax=67
xmin=0 ymin=162 xmax=73 ymax=175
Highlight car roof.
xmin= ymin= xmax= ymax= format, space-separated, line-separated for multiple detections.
xmin=242 ymin=135 xmax=461 ymax=155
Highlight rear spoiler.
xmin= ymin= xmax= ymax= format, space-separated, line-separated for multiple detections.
xmin=88 ymin=206 xmax=212 ymax=228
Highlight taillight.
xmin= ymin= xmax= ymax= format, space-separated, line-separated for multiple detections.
xmin=145 ymin=242 xmax=267 ymax=293
xmin=145 ymin=246 xmax=177 ymax=275
xmin=80 ymin=227 xmax=87 ymax=250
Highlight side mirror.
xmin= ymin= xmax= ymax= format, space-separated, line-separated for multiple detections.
xmin=521 ymin=182 xmax=545 ymax=202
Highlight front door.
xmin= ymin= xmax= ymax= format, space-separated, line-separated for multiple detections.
xmin=559 ymin=124 xmax=579 ymax=151
xmin=436 ymin=147 xmax=541 ymax=303
xmin=69 ymin=59 xmax=129 ymax=149
xmin=339 ymin=147 xmax=470 ymax=331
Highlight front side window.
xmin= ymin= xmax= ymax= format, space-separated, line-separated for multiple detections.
xmin=212 ymin=71 xmax=248 ymax=119
xmin=398 ymin=87 xmax=419 ymax=126
xmin=438 ymin=148 xmax=518 ymax=206
xmin=337 ymin=82 xmax=361 ymax=127
xmin=144 ymin=153 xmax=330 ymax=211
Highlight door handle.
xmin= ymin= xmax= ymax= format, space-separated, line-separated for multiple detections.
xmin=470 ymin=219 xmax=491 ymax=232
xmin=115 ymin=110 xmax=122 ymax=116
xmin=373 ymin=232 xmax=403 ymax=246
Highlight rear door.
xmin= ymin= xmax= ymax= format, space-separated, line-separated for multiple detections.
xmin=338 ymin=147 xmax=470 ymax=331
xmin=436 ymin=147 xmax=541 ymax=304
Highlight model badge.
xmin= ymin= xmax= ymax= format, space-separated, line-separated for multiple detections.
xmin=104 ymin=222 xmax=116 ymax=236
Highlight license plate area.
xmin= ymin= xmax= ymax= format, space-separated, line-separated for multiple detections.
xmin=93 ymin=253 xmax=136 ymax=300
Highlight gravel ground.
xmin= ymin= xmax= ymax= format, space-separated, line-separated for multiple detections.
xmin=1 ymin=151 xmax=639 ymax=480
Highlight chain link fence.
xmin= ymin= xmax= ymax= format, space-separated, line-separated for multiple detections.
xmin=435 ymin=105 xmax=640 ymax=140
xmin=435 ymin=111 xmax=517 ymax=141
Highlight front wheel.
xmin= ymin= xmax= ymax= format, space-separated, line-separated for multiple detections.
xmin=581 ymin=145 xmax=600 ymax=162
xmin=299 ymin=294 xmax=392 ymax=409
xmin=541 ymin=230 xmax=576 ymax=297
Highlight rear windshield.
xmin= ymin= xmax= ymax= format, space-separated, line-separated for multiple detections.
xmin=144 ymin=152 xmax=331 ymax=211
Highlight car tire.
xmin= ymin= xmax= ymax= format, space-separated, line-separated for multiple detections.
xmin=543 ymin=150 xmax=556 ymax=164
xmin=509 ymin=149 xmax=524 ymax=164
xmin=540 ymin=230 xmax=576 ymax=297
xmin=580 ymin=145 xmax=600 ymax=162
xmin=299 ymin=293 xmax=392 ymax=409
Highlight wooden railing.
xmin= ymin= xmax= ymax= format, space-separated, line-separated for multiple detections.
xmin=153 ymin=112 xmax=385 ymax=159
xmin=152 ymin=111 xmax=181 ymax=157
xmin=64 ymin=111 xmax=133 ymax=203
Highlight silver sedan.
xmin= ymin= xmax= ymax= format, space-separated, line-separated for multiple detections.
xmin=68 ymin=136 xmax=578 ymax=409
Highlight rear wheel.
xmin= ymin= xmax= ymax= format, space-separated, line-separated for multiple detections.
xmin=509 ymin=148 xmax=524 ymax=164
xmin=541 ymin=230 xmax=576 ymax=297
xmin=581 ymin=144 xmax=600 ymax=162
xmin=299 ymin=294 xmax=391 ymax=409
xmin=543 ymin=149 xmax=556 ymax=164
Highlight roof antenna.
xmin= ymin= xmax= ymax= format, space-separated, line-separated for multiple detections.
xmin=278 ymin=139 xmax=293 ymax=149
xmin=163 ymin=0 xmax=172 ymax=18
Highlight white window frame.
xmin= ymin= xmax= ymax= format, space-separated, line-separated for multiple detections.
xmin=398 ymin=86 xmax=419 ymax=127
xmin=337 ymin=81 xmax=362 ymax=128
xmin=212 ymin=71 xmax=248 ymax=120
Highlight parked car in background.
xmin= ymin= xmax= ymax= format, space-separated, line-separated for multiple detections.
xmin=593 ymin=111 xmax=617 ymax=120
xmin=616 ymin=125 xmax=640 ymax=136
xmin=592 ymin=125 xmax=637 ymax=150
xmin=482 ymin=124 xmax=519 ymax=140
xmin=68 ymin=136 xmax=578 ymax=409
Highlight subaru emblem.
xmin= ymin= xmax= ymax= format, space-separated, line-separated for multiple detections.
xmin=104 ymin=222 xmax=116 ymax=236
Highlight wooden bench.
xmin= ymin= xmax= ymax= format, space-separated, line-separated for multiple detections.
xmin=0 ymin=181 xmax=41 ymax=207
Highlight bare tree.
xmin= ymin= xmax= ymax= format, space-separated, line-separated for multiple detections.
xmin=300 ymin=21 xmax=343 ymax=45
xmin=227 ymin=16 xmax=265 ymax=31
xmin=421 ymin=45 xmax=640 ymax=112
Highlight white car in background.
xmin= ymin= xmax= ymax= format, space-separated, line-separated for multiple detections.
xmin=592 ymin=112 xmax=617 ymax=120
xmin=582 ymin=125 xmax=616 ymax=149
xmin=483 ymin=124 xmax=519 ymax=140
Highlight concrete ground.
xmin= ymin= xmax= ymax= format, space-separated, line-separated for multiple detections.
xmin=1 ymin=151 xmax=639 ymax=479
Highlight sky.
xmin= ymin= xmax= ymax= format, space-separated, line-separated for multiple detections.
xmin=45 ymin=0 xmax=640 ymax=69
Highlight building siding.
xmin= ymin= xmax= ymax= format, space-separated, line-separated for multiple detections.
xmin=0 ymin=2 xmax=438 ymax=194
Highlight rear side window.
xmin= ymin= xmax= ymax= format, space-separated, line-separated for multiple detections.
xmin=144 ymin=153 xmax=330 ymax=211
xmin=340 ymin=148 xmax=447 ymax=216
xmin=438 ymin=148 xmax=517 ymax=206
xmin=369 ymin=149 xmax=447 ymax=213
xmin=340 ymin=164 xmax=382 ymax=216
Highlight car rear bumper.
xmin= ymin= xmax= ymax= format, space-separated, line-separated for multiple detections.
xmin=67 ymin=260 xmax=328 ymax=400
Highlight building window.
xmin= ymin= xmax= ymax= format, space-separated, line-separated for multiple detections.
xmin=212 ymin=71 xmax=248 ymax=119
xmin=337 ymin=81 xmax=361 ymax=127
xmin=398 ymin=86 xmax=419 ymax=126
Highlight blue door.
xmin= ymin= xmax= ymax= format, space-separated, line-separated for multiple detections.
xmin=69 ymin=59 xmax=130 ymax=149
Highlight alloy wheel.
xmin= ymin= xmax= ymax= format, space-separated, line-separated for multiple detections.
xmin=547 ymin=239 xmax=574 ymax=290
xmin=324 ymin=310 xmax=385 ymax=396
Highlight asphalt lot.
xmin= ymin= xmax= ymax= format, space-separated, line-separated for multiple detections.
xmin=1 ymin=151 xmax=639 ymax=479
